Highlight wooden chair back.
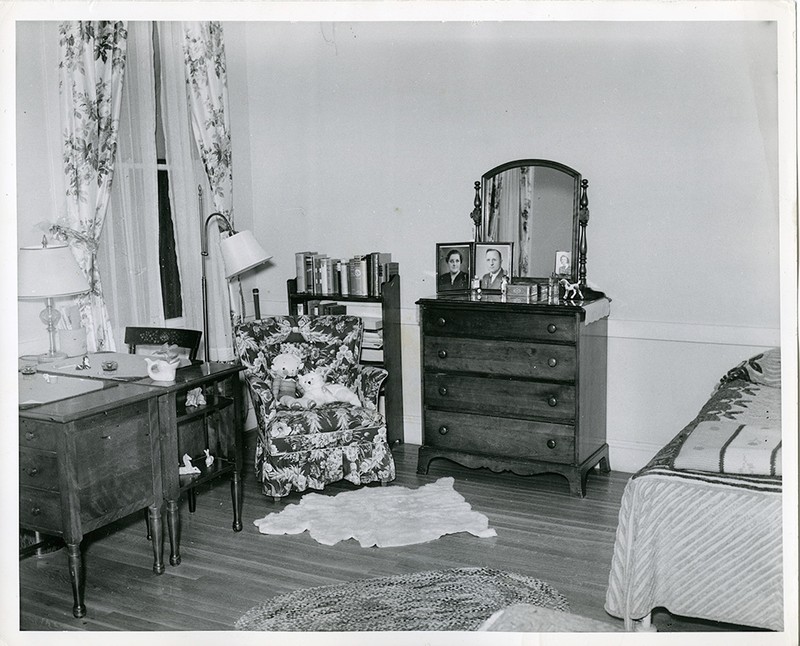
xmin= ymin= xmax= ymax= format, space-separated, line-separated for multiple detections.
xmin=124 ymin=327 xmax=202 ymax=363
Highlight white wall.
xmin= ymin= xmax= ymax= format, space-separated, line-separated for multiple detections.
xmin=16 ymin=18 xmax=789 ymax=473
xmin=224 ymin=20 xmax=785 ymax=471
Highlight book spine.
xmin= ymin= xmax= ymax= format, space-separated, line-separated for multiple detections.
xmin=304 ymin=255 xmax=315 ymax=294
xmin=338 ymin=260 xmax=349 ymax=296
xmin=358 ymin=257 xmax=368 ymax=296
xmin=295 ymin=252 xmax=306 ymax=292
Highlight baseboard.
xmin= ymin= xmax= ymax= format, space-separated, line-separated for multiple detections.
xmin=607 ymin=439 xmax=663 ymax=475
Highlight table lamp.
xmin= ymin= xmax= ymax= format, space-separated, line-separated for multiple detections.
xmin=18 ymin=238 xmax=89 ymax=361
xmin=199 ymin=188 xmax=271 ymax=361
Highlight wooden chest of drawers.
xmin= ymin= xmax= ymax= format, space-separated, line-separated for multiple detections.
xmin=417 ymin=294 xmax=610 ymax=497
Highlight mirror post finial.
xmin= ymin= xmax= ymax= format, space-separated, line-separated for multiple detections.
xmin=578 ymin=179 xmax=589 ymax=287
xmin=470 ymin=181 xmax=482 ymax=241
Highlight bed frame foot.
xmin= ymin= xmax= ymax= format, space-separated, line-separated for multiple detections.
xmin=632 ymin=614 xmax=657 ymax=632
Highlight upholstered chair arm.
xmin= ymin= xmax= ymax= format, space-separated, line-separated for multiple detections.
xmin=242 ymin=374 xmax=275 ymax=430
xmin=354 ymin=364 xmax=388 ymax=409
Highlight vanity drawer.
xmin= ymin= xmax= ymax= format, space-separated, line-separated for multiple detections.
xmin=19 ymin=448 xmax=59 ymax=491
xmin=423 ymin=336 xmax=575 ymax=381
xmin=72 ymin=402 xmax=151 ymax=484
xmin=19 ymin=419 xmax=57 ymax=451
xmin=424 ymin=409 xmax=574 ymax=463
xmin=19 ymin=487 xmax=63 ymax=533
xmin=424 ymin=372 xmax=575 ymax=422
xmin=423 ymin=307 xmax=576 ymax=344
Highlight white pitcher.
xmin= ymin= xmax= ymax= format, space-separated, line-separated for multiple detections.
xmin=144 ymin=357 xmax=180 ymax=382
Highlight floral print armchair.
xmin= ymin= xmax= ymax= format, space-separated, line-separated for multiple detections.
xmin=234 ymin=315 xmax=396 ymax=500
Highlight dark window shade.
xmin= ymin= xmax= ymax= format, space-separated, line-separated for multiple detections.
xmin=157 ymin=168 xmax=183 ymax=319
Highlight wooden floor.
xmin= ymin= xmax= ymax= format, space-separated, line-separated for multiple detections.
xmin=18 ymin=436 xmax=748 ymax=633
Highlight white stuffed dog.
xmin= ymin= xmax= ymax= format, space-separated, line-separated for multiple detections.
xmin=296 ymin=371 xmax=361 ymax=408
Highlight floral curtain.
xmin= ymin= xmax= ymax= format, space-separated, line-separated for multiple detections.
xmin=56 ymin=21 xmax=128 ymax=352
xmin=183 ymin=21 xmax=236 ymax=361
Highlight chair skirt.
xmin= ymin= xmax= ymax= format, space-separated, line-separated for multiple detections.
xmin=254 ymin=403 xmax=396 ymax=498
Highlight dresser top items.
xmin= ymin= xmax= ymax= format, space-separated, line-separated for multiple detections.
xmin=434 ymin=158 xmax=607 ymax=309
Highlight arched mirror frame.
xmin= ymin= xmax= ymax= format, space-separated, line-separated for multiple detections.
xmin=470 ymin=159 xmax=590 ymax=288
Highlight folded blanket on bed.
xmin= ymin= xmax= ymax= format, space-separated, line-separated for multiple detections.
xmin=674 ymin=419 xmax=782 ymax=476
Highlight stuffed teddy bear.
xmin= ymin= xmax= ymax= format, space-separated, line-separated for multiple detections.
xmin=270 ymin=353 xmax=305 ymax=407
xmin=296 ymin=371 xmax=361 ymax=408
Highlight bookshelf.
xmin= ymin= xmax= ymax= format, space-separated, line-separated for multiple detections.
xmin=287 ymin=274 xmax=404 ymax=445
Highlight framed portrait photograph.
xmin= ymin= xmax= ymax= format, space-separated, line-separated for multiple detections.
xmin=436 ymin=242 xmax=473 ymax=293
xmin=554 ymin=250 xmax=572 ymax=276
xmin=474 ymin=242 xmax=513 ymax=290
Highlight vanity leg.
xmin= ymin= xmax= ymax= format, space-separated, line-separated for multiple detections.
xmin=148 ymin=503 xmax=165 ymax=574
xmin=166 ymin=499 xmax=181 ymax=566
xmin=231 ymin=471 xmax=243 ymax=532
xmin=66 ymin=542 xmax=86 ymax=618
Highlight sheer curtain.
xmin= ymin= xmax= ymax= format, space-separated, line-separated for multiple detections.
xmin=158 ymin=21 xmax=232 ymax=361
xmin=99 ymin=21 xmax=164 ymax=346
xmin=56 ymin=21 xmax=128 ymax=352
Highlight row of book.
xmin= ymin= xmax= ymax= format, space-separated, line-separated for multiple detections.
xmin=295 ymin=251 xmax=398 ymax=297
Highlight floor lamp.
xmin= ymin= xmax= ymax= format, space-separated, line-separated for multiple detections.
xmin=200 ymin=192 xmax=271 ymax=362
xmin=18 ymin=239 xmax=89 ymax=361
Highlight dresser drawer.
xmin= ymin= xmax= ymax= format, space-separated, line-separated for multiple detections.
xmin=19 ymin=487 xmax=62 ymax=533
xmin=425 ymin=372 xmax=575 ymax=422
xmin=423 ymin=306 xmax=576 ymax=343
xmin=425 ymin=409 xmax=575 ymax=463
xmin=19 ymin=448 xmax=59 ymax=491
xmin=19 ymin=419 xmax=57 ymax=451
xmin=423 ymin=336 xmax=575 ymax=381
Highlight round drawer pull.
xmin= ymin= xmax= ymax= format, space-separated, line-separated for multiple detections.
xmin=25 ymin=431 xmax=36 ymax=441
xmin=547 ymin=323 xmax=557 ymax=334
xmin=547 ymin=396 xmax=558 ymax=407
xmin=437 ymin=349 xmax=448 ymax=359
xmin=548 ymin=357 xmax=558 ymax=367
xmin=436 ymin=317 xmax=447 ymax=327
xmin=26 ymin=467 xmax=39 ymax=477
xmin=438 ymin=386 xmax=448 ymax=396
xmin=546 ymin=439 xmax=557 ymax=449
xmin=31 ymin=506 xmax=41 ymax=516
xmin=438 ymin=425 xmax=449 ymax=435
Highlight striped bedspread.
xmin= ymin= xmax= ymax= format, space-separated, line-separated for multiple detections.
xmin=605 ymin=378 xmax=783 ymax=631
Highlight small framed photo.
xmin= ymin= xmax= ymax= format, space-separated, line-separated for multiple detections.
xmin=436 ymin=242 xmax=473 ymax=293
xmin=554 ymin=251 xmax=572 ymax=276
xmin=475 ymin=242 xmax=513 ymax=290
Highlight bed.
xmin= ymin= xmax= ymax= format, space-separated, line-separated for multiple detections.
xmin=604 ymin=348 xmax=784 ymax=631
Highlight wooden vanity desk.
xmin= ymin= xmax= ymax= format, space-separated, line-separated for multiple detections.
xmin=19 ymin=378 xmax=166 ymax=618
xmin=417 ymin=292 xmax=610 ymax=497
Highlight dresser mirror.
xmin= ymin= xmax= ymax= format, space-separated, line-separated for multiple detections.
xmin=470 ymin=159 xmax=590 ymax=286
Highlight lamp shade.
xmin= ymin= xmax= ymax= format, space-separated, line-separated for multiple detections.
xmin=18 ymin=244 xmax=88 ymax=299
xmin=220 ymin=230 xmax=271 ymax=279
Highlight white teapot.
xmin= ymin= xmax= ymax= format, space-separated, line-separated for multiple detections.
xmin=144 ymin=357 xmax=180 ymax=382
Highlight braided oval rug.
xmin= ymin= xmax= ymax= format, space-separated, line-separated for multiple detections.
xmin=235 ymin=567 xmax=570 ymax=631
